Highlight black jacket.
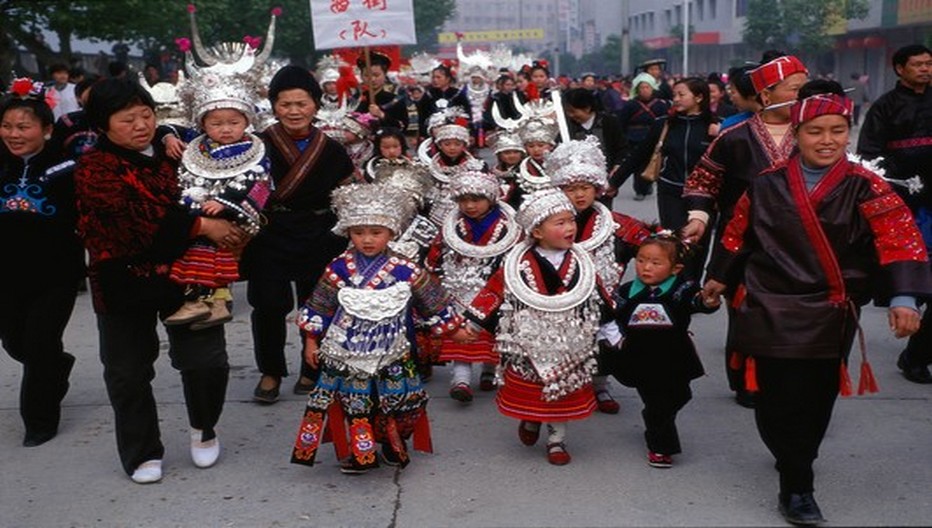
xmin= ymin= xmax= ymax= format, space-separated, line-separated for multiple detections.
xmin=612 ymin=113 xmax=715 ymax=190
xmin=567 ymin=111 xmax=627 ymax=172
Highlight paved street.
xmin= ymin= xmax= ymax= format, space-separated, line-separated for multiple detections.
xmin=2 ymin=191 xmax=931 ymax=528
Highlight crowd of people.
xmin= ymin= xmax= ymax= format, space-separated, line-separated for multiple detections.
xmin=2 ymin=6 xmax=931 ymax=526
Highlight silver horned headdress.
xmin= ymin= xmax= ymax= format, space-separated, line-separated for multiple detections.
xmin=546 ymin=136 xmax=608 ymax=190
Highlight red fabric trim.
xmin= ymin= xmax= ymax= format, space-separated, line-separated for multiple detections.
xmin=721 ymin=192 xmax=751 ymax=253
xmin=886 ymin=137 xmax=932 ymax=150
xmin=412 ymin=410 xmax=433 ymax=453
xmin=853 ymin=165 xmax=929 ymax=265
xmin=786 ymin=159 xmax=847 ymax=305
xmin=327 ymin=400 xmax=350 ymax=461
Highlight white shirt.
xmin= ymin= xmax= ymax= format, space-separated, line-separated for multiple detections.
xmin=49 ymin=83 xmax=80 ymax=121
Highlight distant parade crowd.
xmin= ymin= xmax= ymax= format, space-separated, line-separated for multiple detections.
xmin=2 ymin=5 xmax=931 ymax=527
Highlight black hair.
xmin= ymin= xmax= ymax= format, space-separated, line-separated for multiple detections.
xmin=107 ymin=61 xmax=128 ymax=78
xmin=529 ymin=61 xmax=550 ymax=78
xmin=496 ymin=74 xmax=515 ymax=85
xmin=432 ymin=64 xmax=454 ymax=81
xmin=562 ymin=87 xmax=598 ymax=111
xmin=69 ymin=66 xmax=85 ymax=79
xmin=84 ymin=77 xmax=155 ymax=131
xmin=892 ymin=44 xmax=932 ymax=75
xmin=74 ymin=76 xmax=99 ymax=100
xmin=640 ymin=228 xmax=690 ymax=265
xmin=759 ymin=50 xmax=786 ymax=63
xmin=0 ymin=96 xmax=55 ymax=128
xmin=48 ymin=63 xmax=69 ymax=75
xmin=268 ymin=65 xmax=322 ymax=105
xmin=797 ymin=79 xmax=846 ymax=100
xmin=673 ymin=77 xmax=714 ymax=122
xmin=727 ymin=65 xmax=757 ymax=98
xmin=373 ymin=126 xmax=408 ymax=157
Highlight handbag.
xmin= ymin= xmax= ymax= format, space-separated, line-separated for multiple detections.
xmin=640 ymin=120 xmax=670 ymax=183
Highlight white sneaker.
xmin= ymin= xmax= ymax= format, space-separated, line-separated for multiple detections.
xmin=190 ymin=429 xmax=220 ymax=468
xmin=131 ymin=459 xmax=163 ymax=484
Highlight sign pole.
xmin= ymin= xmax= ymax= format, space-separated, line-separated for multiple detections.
xmin=364 ymin=46 xmax=376 ymax=108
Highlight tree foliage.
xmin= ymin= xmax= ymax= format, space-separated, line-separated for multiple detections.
xmin=1 ymin=0 xmax=456 ymax=75
xmin=743 ymin=0 xmax=870 ymax=55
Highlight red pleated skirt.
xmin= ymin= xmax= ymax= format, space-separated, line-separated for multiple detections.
xmin=496 ymin=367 xmax=596 ymax=422
xmin=439 ymin=328 xmax=498 ymax=363
xmin=169 ymin=241 xmax=239 ymax=288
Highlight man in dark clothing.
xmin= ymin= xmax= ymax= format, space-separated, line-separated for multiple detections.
xmin=857 ymin=44 xmax=932 ymax=384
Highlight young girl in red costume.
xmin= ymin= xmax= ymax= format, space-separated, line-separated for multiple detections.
xmin=426 ymin=170 xmax=521 ymax=402
xmin=465 ymin=188 xmax=618 ymax=465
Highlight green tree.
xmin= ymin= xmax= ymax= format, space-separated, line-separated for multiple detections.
xmin=1 ymin=0 xmax=455 ymax=76
xmin=743 ymin=0 xmax=870 ymax=55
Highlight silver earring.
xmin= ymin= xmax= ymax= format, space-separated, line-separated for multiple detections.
xmin=44 ymin=134 xmax=52 ymax=140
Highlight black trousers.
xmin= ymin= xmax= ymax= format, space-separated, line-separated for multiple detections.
xmin=632 ymin=172 xmax=654 ymax=196
xmin=902 ymin=307 xmax=932 ymax=367
xmin=247 ymin=277 xmax=317 ymax=380
xmin=656 ymin=184 xmax=712 ymax=281
xmin=0 ymin=283 xmax=78 ymax=436
xmin=636 ymin=381 xmax=692 ymax=455
xmin=754 ymin=356 xmax=840 ymax=495
xmin=97 ymin=311 xmax=229 ymax=475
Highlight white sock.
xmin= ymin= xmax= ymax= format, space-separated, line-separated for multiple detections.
xmin=546 ymin=422 xmax=566 ymax=444
xmin=451 ymin=361 xmax=472 ymax=386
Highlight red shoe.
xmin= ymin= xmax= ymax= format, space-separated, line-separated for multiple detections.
xmin=547 ymin=442 xmax=571 ymax=465
xmin=518 ymin=421 xmax=540 ymax=446
xmin=449 ymin=382 xmax=473 ymax=403
xmin=647 ymin=451 xmax=673 ymax=468
xmin=595 ymin=391 xmax=620 ymax=414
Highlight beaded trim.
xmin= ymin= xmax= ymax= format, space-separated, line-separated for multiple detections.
xmin=181 ymin=133 xmax=266 ymax=180
xmin=502 ymin=241 xmax=596 ymax=312
xmin=442 ymin=203 xmax=521 ymax=259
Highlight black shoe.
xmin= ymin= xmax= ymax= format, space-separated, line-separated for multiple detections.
xmin=339 ymin=456 xmax=379 ymax=475
xmin=779 ymin=492 xmax=825 ymax=526
xmin=897 ymin=351 xmax=932 ymax=384
xmin=292 ymin=377 xmax=316 ymax=395
xmin=23 ymin=430 xmax=57 ymax=447
xmin=735 ymin=389 xmax=757 ymax=409
xmin=253 ymin=377 xmax=281 ymax=404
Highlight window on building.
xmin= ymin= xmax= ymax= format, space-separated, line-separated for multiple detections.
xmin=675 ymin=4 xmax=682 ymax=25
xmin=665 ymin=9 xmax=671 ymax=28
xmin=650 ymin=12 xmax=655 ymax=30
xmin=736 ymin=0 xmax=748 ymax=17
xmin=697 ymin=0 xmax=704 ymax=20
xmin=710 ymin=0 xmax=717 ymax=19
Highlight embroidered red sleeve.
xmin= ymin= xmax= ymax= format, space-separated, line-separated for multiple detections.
xmin=721 ymin=191 xmax=751 ymax=253
xmin=683 ymin=143 xmax=726 ymax=199
xmin=859 ymin=192 xmax=928 ymax=265
xmin=612 ymin=212 xmax=651 ymax=246
xmin=467 ymin=267 xmax=506 ymax=322
xmin=424 ymin=233 xmax=444 ymax=273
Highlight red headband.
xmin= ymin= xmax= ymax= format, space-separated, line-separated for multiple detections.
xmin=749 ymin=55 xmax=808 ymax=93
xmin=790 ymin=94 xmax=854 ymax=128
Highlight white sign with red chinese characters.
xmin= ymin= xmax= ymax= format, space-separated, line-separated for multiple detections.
xmin=310 ymin=0 xmax=417 ymax=49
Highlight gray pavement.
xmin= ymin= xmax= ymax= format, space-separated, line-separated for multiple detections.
xmin=3 ymin=190 xmax=932 ymax=528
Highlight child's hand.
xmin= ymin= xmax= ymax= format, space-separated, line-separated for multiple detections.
xmin=889 ymin=306 xmax=921 ymax=338
xmin=164 ymin=135 xmax=186 ymax=160
xmin=450 ymin=327 xmax=476 ymax=343
xmin=304 ymin=336 xmax=320 ymax=368
xmin=201 ymin=200 xmax=225 ymax=216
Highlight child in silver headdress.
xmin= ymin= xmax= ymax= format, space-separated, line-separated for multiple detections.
xmin=547 ymin=136 xmax=652 ymax=414
xmin=164 ymin=57 xmax=272 ymax=329
xmin=425 ymin=171 xmax=521 ymax=402
xmin=292 ymin=182 xmax=469 ymax=474
xmin=465 ymin=188 xmax=617 ymax=465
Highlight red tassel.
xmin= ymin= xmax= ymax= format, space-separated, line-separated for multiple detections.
xmin=728 ymin=351 xmax=744 ymax=371
xmin=858 ymin=360 xmax=879 ymax=395
xmin=327 ymin=400 xmax=350 ymax=460
xmin=839 ymin=362 xmax=853 ymax=397
xmin=526 ymin=83 xmax=540 ymax=102
xmin=411 ymin=410 xmax=433 ymax=454
xmin=731 ymin=284 xmax=746 ymax=308
xmin=744 ymin=356 xmax=759 ymax=393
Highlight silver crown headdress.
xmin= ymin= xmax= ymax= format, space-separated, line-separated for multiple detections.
xmin=331 ymin=182 xmax=416 ymax=237
xmin=138 ymin=71 xmax=190 ymax=127
xmin=371 ymin=158 xmax=433 ymax=207
xmin=457 ymin=41 xmax=495 ymax=82
xmin=546 ymin=136 xmax=607 ymax=189
xmin=489 ymin=44 xmax=514 ymax=74
xmin=180 ymin=4 xmax=278 ymax=124
xmin=516 ymin=188 xmax=575 ymax=234
xmin=449 ymin=170 xmax=501 ymax=202
xmin=487 ymin=130 xmax=526 ymax=155
xmin=427 ymin=103 xmax=471 ymax=143
xmin=316 ymin=54 xmax=346 ymax=85
xmin=408 ymin=52 xmax=439 ymax=85
xmin=513 ymin=94 xmax=562 ymax=145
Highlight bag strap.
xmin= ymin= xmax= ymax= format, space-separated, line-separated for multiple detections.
xmin=651 ymin=120 xmax=671 ymax=156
